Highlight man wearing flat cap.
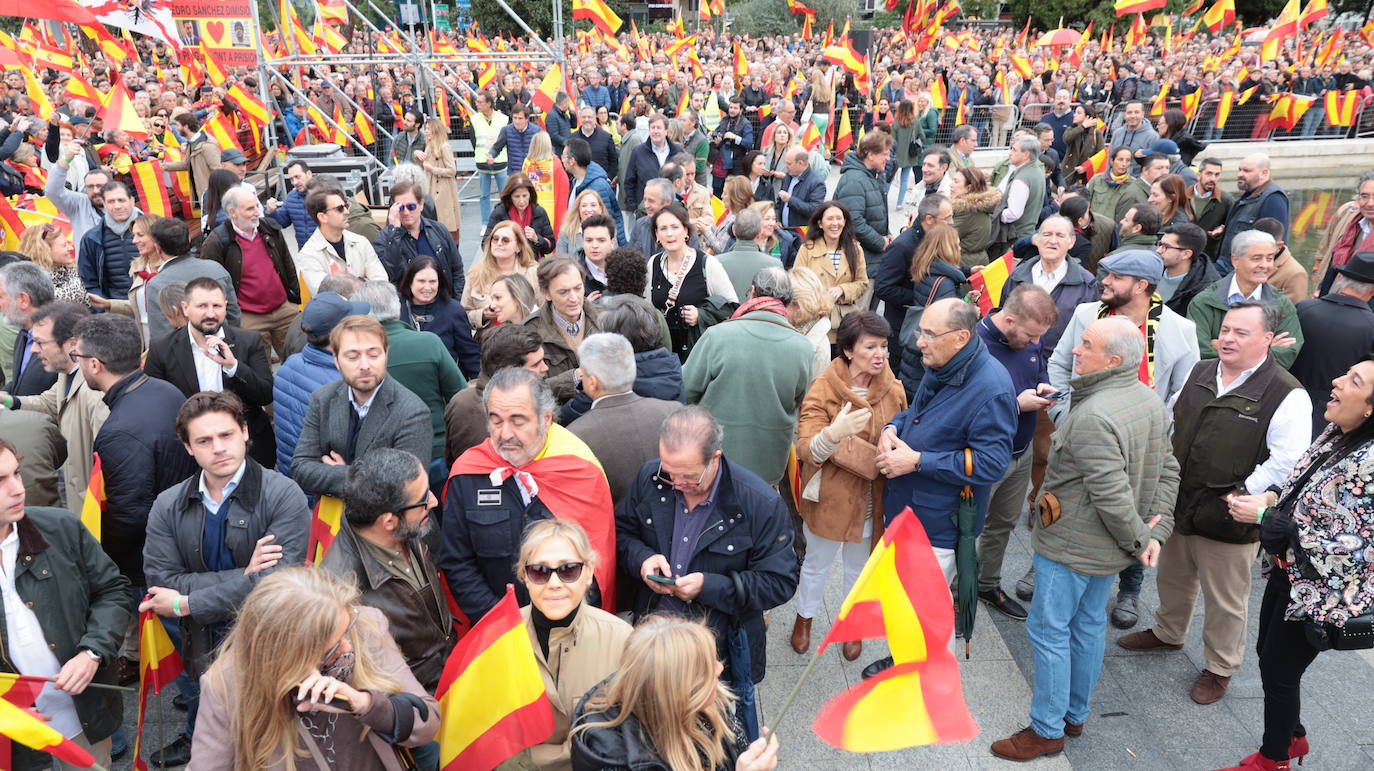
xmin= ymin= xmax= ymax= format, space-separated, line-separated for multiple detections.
xmin=1036 ymin=249 xmax=1199 ymax=630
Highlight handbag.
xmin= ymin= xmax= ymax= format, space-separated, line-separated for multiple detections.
xmin=898 ymin=276 xmax=947 ymax=358
xmin=1303 ymin=613 xmax=1374 ymax=652
xmin=830 ymin=436 xmax=879 ymax=481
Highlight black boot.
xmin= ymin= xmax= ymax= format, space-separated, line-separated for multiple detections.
xmin=151 ymin=734 xmax=193 ymax=768
xmin=861 ymin=656 xmax=894 ymax=679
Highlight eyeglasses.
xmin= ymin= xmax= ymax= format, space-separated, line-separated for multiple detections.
xmin=490 ymin=235 xmax=515 ymax=245
xmin=524 ymin=562 xmax=585 ymax=585
xmin=326 ymin=203 xmax=349 ymax=214
xmin=655 ymin=459 xmax=714 ymax=490
xmin=395 ymin=496 xmax=430 ymax=515
xmin=397 ymin=202 xmax=419 ymax=212
xmin=321 ymin=607 xmax=359 ymax=666
xmin=68 ymin=352 xmax=98 ymax=364
xmin=29 ymin=336 xmax=57 ymax=349
xmin=1156 ymin=242 xmax=1186 ymax=253
xmin=917 ymin=328 xmax=962 ymax=341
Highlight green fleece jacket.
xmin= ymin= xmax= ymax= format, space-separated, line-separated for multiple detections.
xmin=1185 ymin=279 xmax=1304 ymax=369
xmin=1033 ymin=361 xmax=1180 ymax=576
xmin=381 ymin=320 xmax=466 ymax=460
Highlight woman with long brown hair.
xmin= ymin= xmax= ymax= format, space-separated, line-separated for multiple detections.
xmin=792 ymin=201 xmax=868 ymax=343
xmin=949 ymin=166 xmax=1001 ymax=266
xmin=1147 ymin=173 xmax=1194 ymax=227
xmin=570 ymin=616 xmax=778 ymax=771
xmin=189 ymin=567 xmax=437 ymax=770
xmin=486 ymin=172 xmax=556 ymax=256
xmin=890 ymin=100 xmax=922 ymax=208
xmin=897 ymin=224 xmax=966 ymax=397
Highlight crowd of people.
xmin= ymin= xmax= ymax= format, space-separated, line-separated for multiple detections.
xmin=2 ymin=10 xmax=1374 ymax=771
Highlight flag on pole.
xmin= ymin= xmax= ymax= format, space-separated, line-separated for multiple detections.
xmin=571 ymin=0 xmax=624 ymax=36
xmin=812 ymin=509 xmax=977 ymax=751
xmin=435 ymin=587 xmax=554 ymax=770
xmin=800 ymin=121 xmax=823 ymax=150
xmin=734 ymin=43 xmax=749 ymax=79
xmin=1262 ymin=0 xmax=1300 ymax=62
xmin=225 ymin=84 xmax=272 ymax=127
xmin=132 ymin=606 xmax=184 ymax=771
xmin=0 ymin=693 xmax=95 ymax=768
xmin=531 ymin=63 xmax=562 ymax=115
xmin=969 ymin=250 xmax=1015 ymax=315
xmin=1114 ymin=0 xmax=1165 ymax=15
xmin=307 ymin=495 xmax=345 ymax=565
xmin=834 ymin=105 xmax=853 ymax=156
xmin=98 ymin=76 xmax=149 ymax=140
xmin=204 ymin=110 xmax=243 ymax=154
xmin=1298 ymin=0 xmax=1328 ymax=28
xmin=130 ymin=161 xmax=172 ymax=218
xmin=80 ymin=453 xmax=105 ymax=540
xmin=928 ymin=76 xmax=948 ymax=109
xmin=1203 ymin=0 xmax=1235 ymax=32
xmin=0 ymin=673 xmax=47 ymax=769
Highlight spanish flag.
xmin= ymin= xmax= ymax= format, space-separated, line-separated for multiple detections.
xmin=833 ymin=105 xmax=853 ymax=156
xmin=571 ymin=0 xmax=623 ymax=36
xmin=1079 ymin=146 xmax=1108 ymax=182
xmin=1203 ymin=0 xmax=1235 ymax=32
xmin=969 ymin=249 xmax=1014 ymax=315
xmin=0 ymin=672 xmax=49 ymax=769
xmin=451 ymin=424 xmax=616 ymax=611
xmin=812 ymin=509 xmax=977 ymax=751
xmin=1114 ymin=0 xmax=1164 ymax=15
xmin=531 ymin=63 xmax=562 ymax=115
xmin=80 ymin=453 xmax=105 ymax=541
xmin=1262 ymin=0 xmax=1299 ymax=62
xmin=307 ymin=495 xmax=345 ymax=566
xmin=0 ymin=691 xmax=95 ymax=769
xmin=132 ymin=606 xmax=184 ymax=771
xmin=734 ymin=43 xmax=749 ymax=80
xmin=524 ymin=156 xmax=569 ymax=237
xmin=675 ymin=87 xmax=690 ymax=119
xmin=130 ymin=161 xmax=173 ymax=219
xmin=226 ymin=84 xmax=272 ymax=127
xmin=1214 ymin=88 xmax=1236 ymax=129
xmin=204 ymin=110 xmax=243 ymax=155
xmin=97 ymin=79 xmax=147 ymax=141
xmin=1299 ymin=0 xmax=1327 ymax=28
xmin=1326 ymin=89 xmax=1358 ymax=127
xmin=355 ymin=106 xmax=377 ymax=146
xmin=928 ymin=75 xmax=948 ymax=110
xmin=436 ymin=586 xmax=553 ymax=770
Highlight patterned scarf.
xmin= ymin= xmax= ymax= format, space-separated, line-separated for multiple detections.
xmin=1098 ymin=294 xmax=1163 ymax=388
xmin=1107 ymin=168 xmax=1132 ymax=186
xmin=730 ymin=296 xmax=789 ymax=319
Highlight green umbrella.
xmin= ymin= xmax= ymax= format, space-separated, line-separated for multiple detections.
xmin=951 ymin=449 xmax=979 ymax=659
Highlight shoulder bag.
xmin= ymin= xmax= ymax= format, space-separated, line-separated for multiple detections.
xmin=898 ymin=276 xmax=947 ymax=358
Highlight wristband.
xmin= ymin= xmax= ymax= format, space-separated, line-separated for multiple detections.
xmin=172 ymin=595 xmax=188 ymax=617
xmin=1 ymin=395 xmax=10 ymax=408
xmin=1256 ymin=506 xmax=1267 ymax=524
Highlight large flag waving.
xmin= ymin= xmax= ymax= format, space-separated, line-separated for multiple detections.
xmin=80 ymin=0 xmax=182 ymax=54
xmin=813 ymin=509 xmax=977 ymax=751
xmin=451 ymin=424 xmax=616 ymax=610
xmin=435 ymin=586 xmax=554 ymax=770
xmin=0 ymin=679 xmax=95 ymax=768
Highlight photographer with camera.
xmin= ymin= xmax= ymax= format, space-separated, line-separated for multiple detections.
xmin=709 ymin=97 xmax=754 ymax=198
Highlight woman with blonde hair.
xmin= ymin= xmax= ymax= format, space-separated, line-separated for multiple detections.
xmin=189 ymin=567 xmax=438 ymax=771
xmin=556 ymin=189 xmax=610 ymax=256
xmin=463 ymin=220 xmax=540 ymax=328
xmin=787 ymin=265 xmax=836 ymax=376
xmin=87 ymin=214 xmax=168 ymax=343
xmin=570 ymin=616 xmax=778 ymax=771
xmin=415 ymin=117 xmax=461 ymax=242
xmin=704 ymin=175 xmax=753 ymax=254
xmin=500 ymin=519 xmax=631 ymax=770
xmin=761 ymin=123 xmax=794 ymax=185
xmin=791 ymin=201 xmax=868 ymax=344
xmin=17 ymin=224 xmax=84 ymax=305
xmin=523 ymin=131 xmax=570 ymax=232
xmin=809 ymin=68 xmax=835 ymax=137
xmin=897 ymin=223 xmax=966 ymax=396
xmin=473 ymin=273 xmax=539 ymax=344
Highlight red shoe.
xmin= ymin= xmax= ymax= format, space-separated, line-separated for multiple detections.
xmin=1213 ymin=752 xmax=1291 ymax=771
xmin=1288 ymin=736 xmax=1309 ymax=766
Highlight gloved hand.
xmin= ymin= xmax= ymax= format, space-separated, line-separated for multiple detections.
xmin=824 ymin=402 xmax=872 ymax=443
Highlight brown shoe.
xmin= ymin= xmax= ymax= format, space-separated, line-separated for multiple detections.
xmin=842 ymin=640 xmax=862 ymax=661
xmin=990 ymin=727 xmax=1065 ymax=761
xmin=1117 ymin=628 xmax=1184 ymax=652
xmin=1190 ymin=670 xmax=1231 ymax=705
xmin=790 ymin=615 xmax=812 ymax=654
xmin=1064 ymin=720 xmax=1084 ymax=737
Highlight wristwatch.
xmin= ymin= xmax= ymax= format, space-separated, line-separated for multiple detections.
xmin=80 ymin=648 xmax=101 ymax=663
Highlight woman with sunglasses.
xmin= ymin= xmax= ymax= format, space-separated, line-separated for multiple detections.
xmin=17 ymin=223 xmax=84 ymax=306
xmin=462 ymin=221 xmax=539 ymax=328
xmin=502 ymin=519 xmax=630 ymax=770
xmin=570 ymin=616 xmax=779 ymax=771
xmin=189 ymin=567 xmax=438 ymax=771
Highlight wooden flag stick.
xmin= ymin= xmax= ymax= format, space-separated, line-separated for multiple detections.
xmin=759 ymin=640 xmax=827 ymax=744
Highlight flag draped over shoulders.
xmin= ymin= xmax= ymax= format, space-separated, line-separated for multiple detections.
xmin=451 ymin=424 xmax=617 ymax=611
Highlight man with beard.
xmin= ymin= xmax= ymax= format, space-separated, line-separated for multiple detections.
xmin=141 ymin=391 xmax=309 ymax=766
xmin=1190 ymin=159 xmax=1233 ymax=263
xmin=291 ymin=315 xmax=432 ymax=499
xmin=440 ymin=367 xmax=616 ymax=622
xmin=322 ymin=448 xmax=450 ymax=771
xmin=1042 ymin=249 xmax=1199 ymax=629
xmin=144 ymin=278 xmax=277 ymax=468
xmin=1217 ymin=153 xmax=1290 ymax=274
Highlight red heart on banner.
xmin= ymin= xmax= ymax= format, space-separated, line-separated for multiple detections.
xmin=206 ymin=21 xmax=225 ymax=44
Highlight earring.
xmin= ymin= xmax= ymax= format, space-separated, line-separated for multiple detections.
xmin=1366 ymin=410 xmax=1372 ymax=418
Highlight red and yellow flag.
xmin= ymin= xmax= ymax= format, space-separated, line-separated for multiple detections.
xmin=1299 ymin=0 xmax=1328 ymax=28
xmin=318 ymin=0 xmax=348 ymax=24
xmin=1326 ymin=89 xmax=1358 ymax=127
xmin=734 ymin=43 xmax=749 ymax=80
xmin=226 ymin=84 xmax=272 ymax=127
xmin=80 ymin=453 xmax=105 ymax=540
xmin=130 ymin=161 xmax=172 ymax=218
xmin=1079 ymin=146 xmax=1108 ymax=182
xmin=1203 ymin=0 xmax=1235 ymax=31
xmin=1262 ymin=0 xmax=1300 ymax=62
xmin=928 ymin=76 xmax=948 ymax=110
xmin=97 ymin=77 xmax=148 ymax=140
xmin=0 ymin=691 xmax=94 ymax=768
xmin=204 ymin=110 xmax=243 ymax=154
xmin=969 ymin=250 xmax=1015 ymax=315
xmin=132 ymin=606 xmax=184 ymax=771
xmin=0 ymin=672 xmax=48 ymax=769
xmin=834 ymin=104 xmax=853 ymax=156
xmin=531 ymin=63 xmax=562 ymax=115
xmin=1114 ymin=0 xmax=1164 ymax=14
xmin=451 ymin=424 xmax=616 ymax=611
xmin=307 ymin=495 xmax=345 ymax=565
xmin=571 ymin=0 xmax=624 ymax=36
xmin=355 ymin=106 xmax=377 ymax=145
xmin=435 ymin=587 xmax=553 ymax=770
xmin=812 ymin=509 xmax=977 ymax=751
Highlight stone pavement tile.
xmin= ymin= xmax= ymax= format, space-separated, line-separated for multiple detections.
xmin=967 ymin=751 xmax=1071 ymax=771
xmin=867 ymin=742 xmax=976 ymax=770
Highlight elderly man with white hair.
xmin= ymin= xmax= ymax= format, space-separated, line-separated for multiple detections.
xmin=991 ymin=135 xmax=1047 ymax=249
xmin=1218 ymin=153 xmax=1291 ymax=273
xmin=1187 ymin=228 xmax=1305 ymax=368
xmin=199 ymin=185 xmax=302 ymax=358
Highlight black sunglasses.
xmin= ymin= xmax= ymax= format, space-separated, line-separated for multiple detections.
xmin=524 ymin=562 xmax=584 ymax=585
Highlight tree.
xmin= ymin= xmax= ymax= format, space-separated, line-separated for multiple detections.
xmin=728 ymin=0 xmax=799 ymax=36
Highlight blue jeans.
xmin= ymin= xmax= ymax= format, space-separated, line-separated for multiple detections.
xmin=1118 ymin=561 xmax=1144 ymax=595
xmin=897 ymin=166 xmax=913 ymax=206
xmin=1026 ymin=553 xmax=1115 ymax=739
xmin=478 ymin=170 xmax=508 ymax=222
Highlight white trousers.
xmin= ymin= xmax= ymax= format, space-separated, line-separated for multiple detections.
xmin=796 ymin=520 xmax=873 ymax=619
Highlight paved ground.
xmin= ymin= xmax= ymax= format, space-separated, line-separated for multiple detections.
xmin=112 ymin=167 xmax=1374 ymax=770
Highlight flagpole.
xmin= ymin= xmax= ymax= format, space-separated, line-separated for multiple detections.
xmin=41 ymin=677 xmax=135 ymax=693
xmin=759 ymin=641 xmax=827 ymax=744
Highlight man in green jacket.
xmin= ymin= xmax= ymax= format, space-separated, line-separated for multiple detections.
xmin=1114 ymin=203 xmax=1163 ymax=252
xmin=0 ymin=437 xmax=132 ymax=770
xmin=1187 ymin=228 xmax=1305 ymax=369
xmin=991 ymin=317 xmax=1179 ymax=763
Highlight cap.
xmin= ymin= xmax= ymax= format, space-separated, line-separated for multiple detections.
xmin=1335 ymin=251 xmax=1374 ymax=285
xmin=300 ymin=292 xmax=370 ymax=338
xmin=1100 ymin=249 xmax=1164 ymax=284
xmin=220 ymin=147 xmax=248 ymax=164
xmin=1146 ymin=139 xmax=1179 ymax=156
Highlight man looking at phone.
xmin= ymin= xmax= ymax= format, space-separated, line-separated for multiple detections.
xmin=974 ymin=285 xmax=1060 ymax=621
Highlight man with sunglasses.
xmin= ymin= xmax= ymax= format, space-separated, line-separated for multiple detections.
xmin=373 ymin=180 xmax=466 ymax=294
xmin=296 ymin=186 xmax=389 ymax=296
xmin=141 ymin=391 xmax=309 ymax=766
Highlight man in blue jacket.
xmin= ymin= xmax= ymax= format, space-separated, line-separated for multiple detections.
xmin=774 ymin=147 xmax=826 ymax=229
xmin=266 ymin=159 xmax=318 ymax=249
xmin=1217 ymin=153 xmax=1289 ymax=274
xmin=866 ymin=298 xmax=1018 ymax=677
xmin=77 ymin=181 xmax=141 ymax=302
xmin=488 ymin=104 xmax=541 ymax=176
xmin=563 ymin=136 xmax=626 ymax=244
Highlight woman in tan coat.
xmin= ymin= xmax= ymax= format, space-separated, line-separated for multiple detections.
xmin=499 ymin=519 xmax=631 ymax=771
xmin=790 ymin=311 xmax=907 ymax=660
xmin=416 ymin=117 xmax=461 ymax=242
xmin=791 ymin=201 xmax=869 ymax=343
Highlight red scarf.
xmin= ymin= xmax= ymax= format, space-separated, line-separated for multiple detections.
xmin=730 ymin=296 xmax=789 ymax=319
xmin=1331 ymin=214 xmax=1374 ymax=269
xmin=507 ymin=205 xmax=533 ymax=229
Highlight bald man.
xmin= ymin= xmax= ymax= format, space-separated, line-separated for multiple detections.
xmin=1217 ymin=153 xmax=1290 ymax=274
xmin=775 ymin=146 xmax=825 ymax=229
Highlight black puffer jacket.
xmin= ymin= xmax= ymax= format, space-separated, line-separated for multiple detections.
xmin=570 ymin=683 xmax=748 ymax=771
